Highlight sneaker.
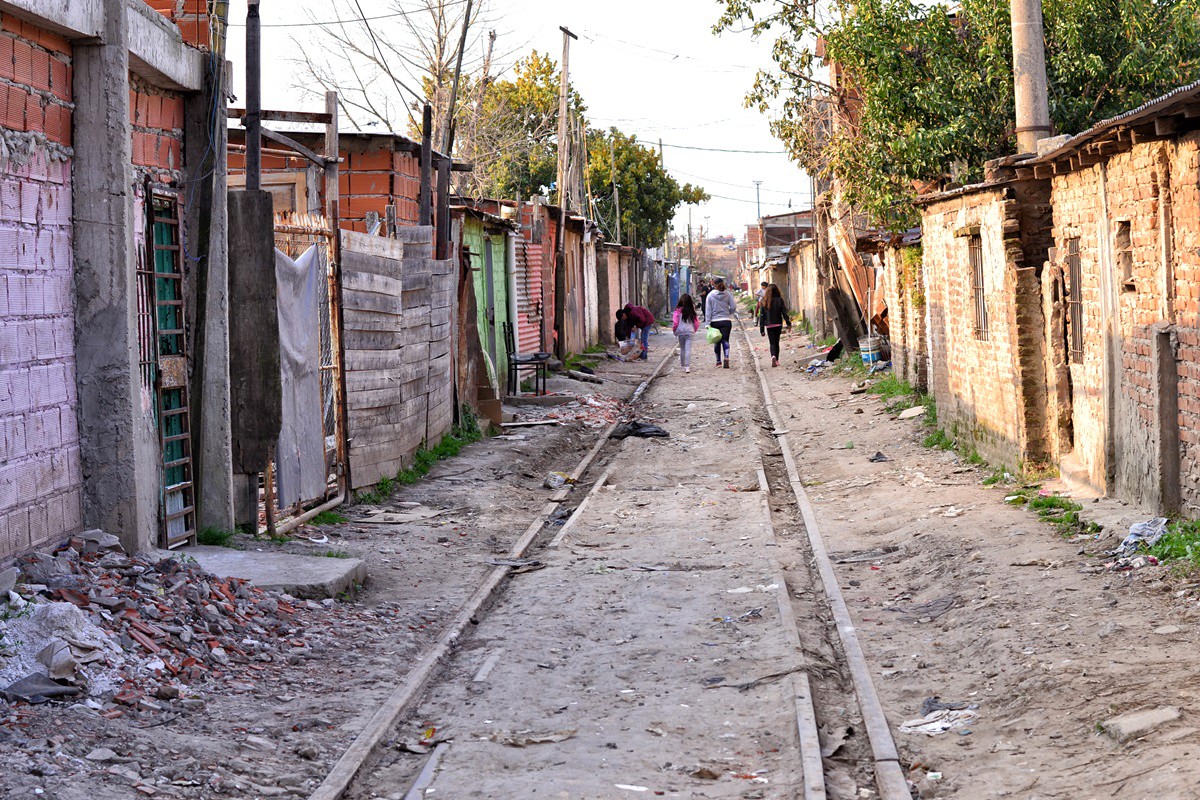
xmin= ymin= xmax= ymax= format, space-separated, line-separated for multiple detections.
xmin=684 ymin=366 xmax=690 ymax=373
xmin=723 ymin=361 xmax=730 ymax=369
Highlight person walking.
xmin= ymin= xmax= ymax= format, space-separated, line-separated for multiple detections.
xmin=704 ymin=279 xmax=738 ymax=368
xmin=672 ymin=294 xmax=700 ymax=373
xmin=624 ymin=303 xmax=656 ymax=361
xmin=759 ymin=283 xmax=792 ymax=368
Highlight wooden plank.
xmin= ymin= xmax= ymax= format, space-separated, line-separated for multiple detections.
xmin=400 ymin=270 xmax=432 ymax=292
xmin=342 ymin=270 xmax=403 ymax=297
xmin=342 ymin=289 xmax=402 ymax=315
xmin=345 ymin=372 xmax=401 ymax=392
xmin=344 ymin=330 xmax=406 ymax=350
xmin=344 ymin=349 xmax=405 ymax=371
xmin=343 ymin=313 xmax=403 ymax=333
xmin=430 ymin=305 xmax=452 ymax=328
xmin=342 ymin=228 xmax=404 ymax=260
xmin=342 ymin=251 xmax=404 ymax=280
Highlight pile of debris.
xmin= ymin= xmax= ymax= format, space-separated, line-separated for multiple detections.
xmin=0 ymin=529 xmax=322 ymax=719
xmin=537 ymin=395 xmax=624 ymax=428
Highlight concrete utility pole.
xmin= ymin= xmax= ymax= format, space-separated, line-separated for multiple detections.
xmin=556 ymin=26 xmax=577 ymax=211
xmin=753 ymin=180 xmax=762 ymax=220
xmin=1011 ymin=0 xmax=1052 ymax=153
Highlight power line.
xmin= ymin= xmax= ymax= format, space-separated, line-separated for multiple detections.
xmin=667 ymin=166 xmax=808 ymax=196
xmin=661 ymin=141 xmax=787 ymax=154
xmin=229 ymin=0 xmax=471 ymax=28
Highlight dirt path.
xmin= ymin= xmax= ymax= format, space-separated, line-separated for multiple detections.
xmin=757 ymin=326 xmax=1200 ymax=799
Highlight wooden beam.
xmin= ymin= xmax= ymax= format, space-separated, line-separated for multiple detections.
xmin=228 ymin=107 xmax=334 ymax=125
xmin=260 ymin=126 xmax=338 ymax=166
xmin=1155 ymin=115 xmax=1181 ymax=136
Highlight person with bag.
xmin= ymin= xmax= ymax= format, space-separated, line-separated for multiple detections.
xmin=672 ymin=294 xmax=700 ymax=373
xmin=704 ymin=279 xmax=738 ymax=368
xmin=624 ymin=303 xmax=656 ymax=361
xmin=759 ymin=283 xmax=791 ymax=368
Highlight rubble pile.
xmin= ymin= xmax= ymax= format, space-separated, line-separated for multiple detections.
xmin=543 ymin=395 xmax=624 ymax=428
xmin=1 ymin=529 xmax=319 ymax=718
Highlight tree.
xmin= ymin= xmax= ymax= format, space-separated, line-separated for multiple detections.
xmin=467 ymin=50 xmax=585 ymax=200
xmin=292 ymin=0 xmax=496 ymax=146
xmin=716 ymin=0 xmax=1200 ymax=229
xmin=587 ymin=128 xmax=709 ymax=247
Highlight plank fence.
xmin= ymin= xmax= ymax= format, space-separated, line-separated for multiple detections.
xmin=341 ymin=226 xmax=456 ymax=489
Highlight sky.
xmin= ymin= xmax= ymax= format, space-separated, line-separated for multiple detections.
xmin=225 ymin=0 xmax=812 ymax=242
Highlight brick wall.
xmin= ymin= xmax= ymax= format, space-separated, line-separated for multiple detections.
xmin=1049 ymin=133 xmax=1200 ymax=513
xmin=881 ymin=243 xmax=927 ymax=391
xmin=0 ymin=15 xmax=81 ymax=557
xmin=921 ymin=186 xmax=1029 ymax=467
xmin=131 ymin=78 xmax=185 ymax=182
xmin=143 ymin=0 xmax=211 ymax=49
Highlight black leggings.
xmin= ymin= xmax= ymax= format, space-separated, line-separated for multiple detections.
xmin=711 ymin=320 xmax=733 ymax=359
xmin=766 ymin=326 xmax=782 ymax=359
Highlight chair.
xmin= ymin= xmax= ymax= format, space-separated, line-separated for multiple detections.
xmin=502 ymin=322 xmax=550 ymax=397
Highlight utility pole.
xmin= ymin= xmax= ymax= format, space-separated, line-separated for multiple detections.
xmin=753 ymin=180 xmax=762 ymax=221
xmin=245 ymin=0 xmax=261 ymax=190
xmin=687 ymin=206 xmax=693 ymax=265
xmin=556 ymin=26 xmax=577 ymax=211
xmin=441 ymin=0 xmax=473 ymax=155
xmin=1011 ymin=0 xmax=1051 ymax=153
xmin=610 ymin=137 xmax=621 ymax=244
xmin=659 ymin=137 xmax=668 ymax=259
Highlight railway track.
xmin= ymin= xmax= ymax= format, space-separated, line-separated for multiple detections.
xmin=309 ymin=326 xmax=912 ymax=800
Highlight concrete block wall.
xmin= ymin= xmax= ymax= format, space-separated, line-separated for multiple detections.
xmin=921 ymin=186 xmax=1028 ymax=468
xmin=0 ymin=14 xmax=82 ymax=558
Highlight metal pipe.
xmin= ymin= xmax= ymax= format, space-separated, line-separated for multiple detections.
xmin=1011 ymin=0 xmax=1051 ymax=153
xmin=245 ymin=0 xmax=262 ymax=190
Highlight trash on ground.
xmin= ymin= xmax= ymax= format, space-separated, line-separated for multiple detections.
xmin=490 ymin=728 xmax=577 ymax=747
xmin=610 ymin=421 xmax=670 ymax=439
xmin=899 ymin=708 xmax=979 ymax=736
xmin=704 ymin=665 xmax=803 ymax=692
xmin=868 ymin=361 xmax=891 ymax=374
xmin=485 ymin=558 xmax=546 ymax=574
xmin=1108 ymin=517 xmax=1169 ymax=558
xmin=350 ymin=506 xmax=445 ymax=524
xmin=868 ymin=451 xmax=890 ymax=462
xmin=833 ymin=545 xmax=902 ymax=564
xmin=897 ymin=407 xmax=925 ymax=420
xmin=920 ymin=697 xmax=975 ymax=716
xmin=885 ymin=596 xmax=956 ymax=623
xmin=543 ymin=472 xmax=574 ymax=489
xmin=1107 ymin=554 xmax=1160 ymax=571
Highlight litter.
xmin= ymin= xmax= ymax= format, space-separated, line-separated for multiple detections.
xmin=868 ymin=451 xmax=890 ymax=463
xmin=614 ymin=785 xmax=649 ymax=793
xmin=610 ymin=421 xmax=670 ymax=439
xmin=704 ymin=665 xmax=803 ymax=692
xmin=885 ymin=596 xmax=957 ymax=623
xmin=485 ymin=558 xmax=545 ymax=574
xmin=899 ymin=708 xmax=979 ymax=736
xmin=2 ymin=672 xmax=81 ymax=704
xmin=1107 ymin=554 xmax=1160 ymax=571
xmin=897 ymin=406 xmax=925 ymax=420
xmin=543 ymin=472 xmax=574 ymax=489
xmin=868 ymin=361 xmax=891 ymax=374
xmin=920 ymin=697 xmax=975 ymax=716
xmin=490 ymin=728 xmax=576 ymax=747
xmin=1108 ymin=517 xmax=1169 ymax=558
xmin=350 ymin=506 xmax=445 ymax=524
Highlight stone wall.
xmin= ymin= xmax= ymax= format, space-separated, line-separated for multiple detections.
xmin=0 ymin=13 xmax=82 ymax=558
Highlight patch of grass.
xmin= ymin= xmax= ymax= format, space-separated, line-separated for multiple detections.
xmin=563 ymin=351 xmax=600 ymax=372
xmin=982 ymin=466 xmax=1012 ymax=486
xmin=923 ymin=428 xmax=955 ymax=450
xmin=311 ymin=511 xmax=348 ymax=526
xmin=198 ymin=526 xmax=239 ymax=548
xmin=1008 ymin=488 xmax=1101 ymax=537
xmin=868 ymin=372 xmax=915 ymax=401
xmin=584 ymin=343 xmax=607 ymax=354
xmin=1148 ymin=519 xmax=1200 ymax=568
xmin=316 ymin=549 xmax=353 ymax=559
xmin=815 ymin=334 xmax=839 ymax=348
xmin=964 ymin=448 xmax=986 ymax=466
xmin=391 ymin=408 xmax=484 ymax=488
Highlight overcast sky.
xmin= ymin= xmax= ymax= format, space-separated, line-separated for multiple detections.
xmin=226 ymin=0 xmax=812 ymax=241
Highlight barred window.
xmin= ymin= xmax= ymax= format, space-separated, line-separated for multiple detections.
xmin=1066 ymin=237 xmax=1083 ymax=364
xmin=969 ymin=234 xmax=987 ymax=341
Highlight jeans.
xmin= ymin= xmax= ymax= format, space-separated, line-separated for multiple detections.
xmin=677 ymin=331 xmax=693 ymax=367
xmin=766 ymin=326 xmax=782 ymax=359
xmin=639 ymin=325 xmax=651 ymax=358
xmin=711 ymin=320 xmax=733 ymax=361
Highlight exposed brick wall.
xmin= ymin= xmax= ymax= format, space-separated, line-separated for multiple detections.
xmin=882 ymin=243 xmax=927 ymax=391
xmin=921 ymin=186 xmax=1029 ymax=467
xmin=143 ymin=0 xmax=211 ymax=49
xmin=1049 ymin=133 xmax=1200 ymax=513
xmin=0 ymin=16 xmax=81 ymax=558
xmin=130 ymin=78 xmax=185 ymax=182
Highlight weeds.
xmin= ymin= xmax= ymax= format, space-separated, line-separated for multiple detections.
xmin=198 ymin=526 xmax=239 ymax=548
xmin=583 ymin=343 xmax=607 ymax=355
xmin=311 ymin=511 xmax=348 ymax=526
xmin=316 ymin=549 xmax=353 ymax=559
xmin=815 ymin=334 xmax=838 ymax=348
xmin=1006 ymin=487 xmax=1100 ymax=537
xmin=355 ymin=408 xmax=483 ymax=502
xmin=923 ymin=428 xmax=955 ymax=450
xmin=982 ymin=466 xmax=1012 ymax=486
xmin=1148 ymin=521 xmax=1200 ymax=573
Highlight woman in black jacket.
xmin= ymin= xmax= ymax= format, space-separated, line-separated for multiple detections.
xmin=759 ymin=284 xmax=791 ymax=367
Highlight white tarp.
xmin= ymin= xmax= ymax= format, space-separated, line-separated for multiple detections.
xmin=275 ymin=246 xmax=326 ymax=506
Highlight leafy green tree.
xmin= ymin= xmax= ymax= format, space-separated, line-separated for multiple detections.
xmin=471 ymin=50 xmax=585 ymax=200
xmin=587 ymin=128 xmax=708 ymax=247
xmin=716 ymin=0 xmax=1200 ymax=229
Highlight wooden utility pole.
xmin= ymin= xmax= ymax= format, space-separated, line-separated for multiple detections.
xmin=245 ymin=0 xmax=261 ymax=189
xmin=556 ymin=26 xmax=577 ymax=211
xmin=441 ymin=0 xmax=474 ymax=154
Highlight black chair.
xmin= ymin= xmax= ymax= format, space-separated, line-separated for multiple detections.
xmin=502 ymin=322 xmax=549 ymax=396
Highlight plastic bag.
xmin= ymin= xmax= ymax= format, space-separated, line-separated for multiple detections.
xmin=543 ymin=471 xmax=573 ymax=489
xmin=705 ymin=326 xmax=723 ymax=345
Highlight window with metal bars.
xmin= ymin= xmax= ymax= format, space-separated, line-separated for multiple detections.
xmin=968 ymin=234 xmax=988 ymax=340
xmin=1066 ymin=237 xmax=1083 ymax=364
